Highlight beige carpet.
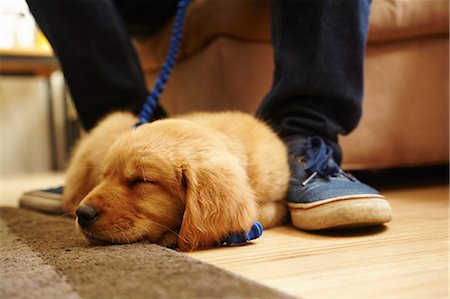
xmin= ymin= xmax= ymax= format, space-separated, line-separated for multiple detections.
xmin=0 ymin=207 xmax=294 ymax=299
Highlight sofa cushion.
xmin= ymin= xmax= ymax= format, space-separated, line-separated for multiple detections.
xmin=135 ymin=0 xmax=449 ymax=70
xmin=369 ymin=0 xmax=449 ymax=42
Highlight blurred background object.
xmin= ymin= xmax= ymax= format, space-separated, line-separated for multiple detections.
xmin=0 ymin=0 xmax=80 ymax=176
xmin=0 ymin=0 xmax=49 ymax=51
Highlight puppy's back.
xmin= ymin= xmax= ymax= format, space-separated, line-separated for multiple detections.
xmin=181 ymin=111 xmax=290 ymax=203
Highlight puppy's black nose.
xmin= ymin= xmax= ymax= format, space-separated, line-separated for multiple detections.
xmin=76 ymin=205 xmax=98 ymax=228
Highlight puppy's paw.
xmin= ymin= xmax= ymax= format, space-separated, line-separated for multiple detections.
xmin=157 ymin=231 xmax=179 ymax=249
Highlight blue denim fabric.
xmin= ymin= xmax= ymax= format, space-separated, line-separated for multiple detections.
xmin=257 ymin=0 xmax=371 ymax=164
xmin=285 ymin=136 xmax=379 ymax=204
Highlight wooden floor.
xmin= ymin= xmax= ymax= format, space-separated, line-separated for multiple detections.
xmin=1 ymin=173 xmax=448 ymax=298
xmin=188 ymin=184 xmax=449 ymax=299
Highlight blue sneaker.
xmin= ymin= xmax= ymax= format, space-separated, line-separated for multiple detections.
xmin=286 ymin=136 xmax=392 ymax=230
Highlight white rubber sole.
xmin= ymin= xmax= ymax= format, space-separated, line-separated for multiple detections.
xmin=288 ymin=195 xmax=392 ymax=230
xmin=19 ymin=192 xmax=63 ymax=214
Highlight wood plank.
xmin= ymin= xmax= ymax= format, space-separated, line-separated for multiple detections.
xmin=0 ymin=48 xmax=58 ymax=76
xmin=188 ymin=185 xmax=449 ymax=298
xmin=0 ymin=48 xmax=53 ymax=57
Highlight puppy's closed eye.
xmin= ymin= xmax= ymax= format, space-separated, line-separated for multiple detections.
xmin=128 ymin=177 xmax=158 ymax=188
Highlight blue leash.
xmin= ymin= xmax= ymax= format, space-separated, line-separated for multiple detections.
xmin=134 ymin=0 xmax=190 ymax=128
xmin=134 ymin=0 xmax=263 ymax=246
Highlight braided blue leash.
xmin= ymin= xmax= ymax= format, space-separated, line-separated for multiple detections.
xmin=133 ymin=0 xmax=263 ymax=246
xmin=134 ymin=0 xmax=190 ymax=128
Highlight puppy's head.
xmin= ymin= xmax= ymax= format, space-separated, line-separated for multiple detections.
xmin=76 ymin=119 xmax=256 ymax=251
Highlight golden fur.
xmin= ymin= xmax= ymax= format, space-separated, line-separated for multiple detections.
xmin=63 ymin=111 xmax=290 ymax=251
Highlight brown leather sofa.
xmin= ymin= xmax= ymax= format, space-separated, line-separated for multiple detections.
xmin=134 ymin=0 xmax=449 ymax=170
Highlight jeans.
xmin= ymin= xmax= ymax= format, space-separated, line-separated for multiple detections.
xmin=257 ymin=0 xmax=371 ymax=163
xmin=26 ymin=0 xmax=370 ymax=164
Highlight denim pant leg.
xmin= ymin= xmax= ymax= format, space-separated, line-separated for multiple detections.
xmin=257 ymin=0 xmax=371 ymax=164
xmin=26 ymin=0 xmax=175 ymax=131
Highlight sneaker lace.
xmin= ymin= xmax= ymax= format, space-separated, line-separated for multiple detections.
xmin=290 ymin=136 xmax=355 ymax=186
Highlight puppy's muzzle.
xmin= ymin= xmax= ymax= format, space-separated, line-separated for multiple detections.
xmin=76 ymin=205 xmax=99 ymax=228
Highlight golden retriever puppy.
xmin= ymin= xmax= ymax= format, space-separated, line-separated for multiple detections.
xmin=62 ymin=111 xmax=290 ymax=251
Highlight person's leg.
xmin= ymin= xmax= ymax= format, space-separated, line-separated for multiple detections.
xmin=26 ymin=0 xmax=176 ymax=130
xmin=257 ymin=0 xmax=370 ymax=164
xmin=258 ymin=0 xmax=392 ymax=230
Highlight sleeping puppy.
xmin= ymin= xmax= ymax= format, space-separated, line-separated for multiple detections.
xmin=62 ymin=111 xmax=290 ymax=251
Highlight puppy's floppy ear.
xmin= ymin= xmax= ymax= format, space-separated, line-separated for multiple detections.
xmin=178 ymin=159 xmax=257 ymax=251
